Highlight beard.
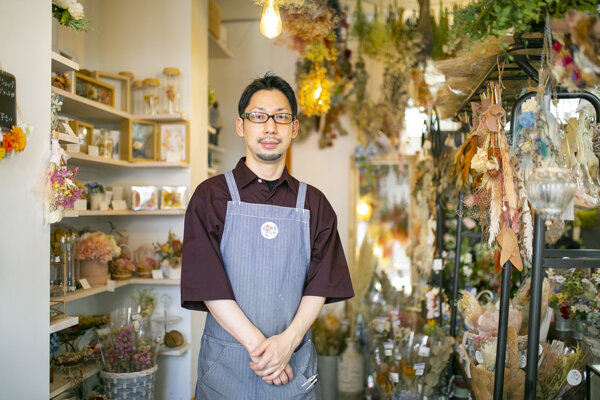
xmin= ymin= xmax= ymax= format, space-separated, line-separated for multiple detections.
xmin=257 ymin=152 xmax=283 ymax=161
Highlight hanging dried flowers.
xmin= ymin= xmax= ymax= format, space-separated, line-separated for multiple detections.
xmin=298 ymin=65 xmax=334 ymax=118
xmin=0 ymin=124 xmax=31 ymax=162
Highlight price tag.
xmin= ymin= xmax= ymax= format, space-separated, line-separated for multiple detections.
xmin=567 ymin=369 xmax=582 ymax=386
xmin=132 ymin=313 xmax=142 ymax=321
xmin=106 ymin=279 xmax=115 ymax=292
xmin=433 ymin=258 xmax=443 ymax=271
xmin=78 ymin=278 xmax=91 ymax=290
xmin=132 ymin=319 xmax=141 ymax=331
xmin=418 ymin=346 xmax=431 ymax=357
xmin=166 ymin=151 xmax=182 ymax=163
xmin=66 ymin=143 xmax=80 ymax=153
xmin=413 ymin=363 xmax=425 ymax=370
xmin=415 ymin=368 xmax=424 ymax=376
xmin=111 ymin=200 xmax=127 ymax=211
xmin=390 ymin=372 xmax=399 ymax=383
xmin=152 ymin=269 xmax=164 ymax=279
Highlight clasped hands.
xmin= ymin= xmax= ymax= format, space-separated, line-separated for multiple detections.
xmin=248 ymin=331 xmax=296 ymax=386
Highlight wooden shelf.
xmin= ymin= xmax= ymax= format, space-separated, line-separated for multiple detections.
xmin=158 ymin=342 xmax=190 ymax=357
xmin=50 ymin=316 xmax=79 ymax=334
xmin=63 ymin=209 xmax=185 ymax=218
xmin=208 ymin=144 xmax=227 ymax=154
xmin=50 ymin=361 xmax=101 ymax=399
xmin=129 ymin=113 xmax=187 ymax=122
xmin=53 ymin=87 xmax=129 ymax=123
xmin=53 ymin=278 xmax=180 ymax=303
xmin=51 ymin=51 xmax=79 ymax=73
xmin=209 ymin=32 xmax=233 ymax=58
xmin=208 ymin=125 xmax=217 ymax=134
xmin=65 ymin=151 xmax=189 ymax=168
xmin=207 ymin=167 xmax=218 ymax=177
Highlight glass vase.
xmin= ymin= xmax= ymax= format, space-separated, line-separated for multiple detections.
xmin=338 ymin=339 xmax=364 ymax=399
xmin=61 ymin=233 xmax=78 ymax=292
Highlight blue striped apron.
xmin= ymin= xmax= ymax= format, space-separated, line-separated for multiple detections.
xmin=195 ymin=171 xmax=320 ymax=399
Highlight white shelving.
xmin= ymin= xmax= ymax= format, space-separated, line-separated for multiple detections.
xmin=158 ymin=342 xmax=190 ymax=357
xmin=50 ymin=362 xmax=102 ymax=399
xmin=207 ymin=167 xmax=217 ymax=177
xmin=50 ymin=316 xmax=79 ymax=334
xmin=66 ymin=151 xmax=189 ymax=169
xmin=51 ymin=51 xmax=79 ymax=73
xmin=63 ymin=209 xmax=185 ymax=218
xmin=208 ymin=33 xmax=233 ymax=58
xmin=53 ymin=278 xmax=180 ymax=303
xmin=129 ymin=113 xmax=187 ymax=122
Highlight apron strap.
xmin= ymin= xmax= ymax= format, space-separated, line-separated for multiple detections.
xmin=224 ymin=171 xmax=241 ymax=203
xmin=296 ymin=182 xmax=307 ymax=210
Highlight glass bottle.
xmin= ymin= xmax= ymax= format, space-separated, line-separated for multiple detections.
xmin=50 ymin=251 xmax=64 ymax=298
xmin=162 ymin=67 xmax=181 ymax=114
xmin=132 ymin=80 xmax=144 ymax=115
xmin=143 ymin=78 xmax=160 ymax=115
xmin=62 ymin=232 xmax=78 ymax=292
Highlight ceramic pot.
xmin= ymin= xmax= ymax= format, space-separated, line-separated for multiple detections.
xmin=80 ymin=260 xmax=110 ymax=285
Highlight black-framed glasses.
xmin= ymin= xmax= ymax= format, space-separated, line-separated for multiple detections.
xmin=241 ymin=112 xmax=296 ymax=124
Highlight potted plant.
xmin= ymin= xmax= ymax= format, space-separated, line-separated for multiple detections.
xmin=75 ymin=231 xmax=120 ymax=285
xmin=153 ymin=231 xmax=183 ymax=279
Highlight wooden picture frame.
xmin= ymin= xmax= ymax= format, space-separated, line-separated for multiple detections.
xmin=91 ymin=71 xmax=131 ymax=113
xmin=120 ymin=119 xmax=157 ymax=162
xmin=74 ymin=72 xmax=115 ymax=107
xmin=68 ymin=120 xmax=94 ymax=152
xmin=158 ymin=121 xmax=190 ymax=162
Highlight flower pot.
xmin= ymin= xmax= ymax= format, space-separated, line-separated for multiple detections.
xmin=317 ymin=355 xmax=338 ymax=400
xmin=100 ymin=364 xmax=157 ymax=400
xmin=553 ymin=308 xmax=572 ymax=332
xmin=167 ymin=267 xmax=181 ymax=279
xmin=137 ymin=268 xmax=153 ymax=278
xmin=80 ymin=260 xmax=110 ymax=286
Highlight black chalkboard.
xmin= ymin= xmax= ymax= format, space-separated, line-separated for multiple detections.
xmin=0 ymin=70 xmax=16 ymax=130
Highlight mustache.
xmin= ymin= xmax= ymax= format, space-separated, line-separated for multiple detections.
xmin=258 ymin=136 xmax=282 ymax=143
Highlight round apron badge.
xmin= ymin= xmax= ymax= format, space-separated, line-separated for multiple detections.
xmin=261 ymin=221 xmax=278 ymax=239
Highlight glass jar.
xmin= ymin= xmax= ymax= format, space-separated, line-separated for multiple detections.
xmin=132 ymin=80 xmax=144 ymax=115
xmin=101 ymin=129 xmax=113 ymax=159
xmin=50 ymin=251 xmax=64 ymax=298
xmin=162 ymin=67 xmax=181 ymax=114
xmin=143 ymin=78 xmax=160 ymax=115
xmin=62 ymin=232 xmax=78 ymax=292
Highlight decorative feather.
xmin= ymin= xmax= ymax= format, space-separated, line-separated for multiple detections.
xmin=488 ymin=176 xmax=502 ymax=246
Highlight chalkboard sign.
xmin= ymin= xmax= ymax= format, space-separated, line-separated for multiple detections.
xmin=0 ymin=70 xmax=16 ymax=130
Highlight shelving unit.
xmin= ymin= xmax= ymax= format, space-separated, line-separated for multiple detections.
xmin=208 ymin=143 xmax=226 ymax=154
xmin=52 ymin=278 xmax=181 ymax=303
xmin=63 ymin=209 xmax=185 ymax=218
xmin=208 ymin=32 xmax=233 ymax=58
xmin=53 ymin=87 xmax=129 ymax=123
xmin=51 ymin=51 xmax=79 ymax=73
xmin=65 ymin=151 xmax=189 ymax=168
xmin=158 ymin=342 xmax=191 ymax=357
xmin=50 ymin=316 xmax=79 ymax=334
xmin=50 ymin=362 xmax=102 ymax=399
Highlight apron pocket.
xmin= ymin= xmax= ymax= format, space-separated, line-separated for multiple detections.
xmin=198 ymin=335 xmax=232 ymax=384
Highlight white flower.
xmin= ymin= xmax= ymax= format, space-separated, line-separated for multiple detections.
xmin=470 ymin=147 xmax=488 ymax=174
xmin=521 ymin=98 xmax=538 ymax=113
xmin=463 ymin=266 xmax=473 ymax=277
xmin=53 ymin=0 xmax=70 ymax=9
xmin=68 ymin=2 xmax=84 ymax=19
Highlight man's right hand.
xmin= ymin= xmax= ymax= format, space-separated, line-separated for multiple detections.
xmin=265 ymin=364 xmax=294 ymax=386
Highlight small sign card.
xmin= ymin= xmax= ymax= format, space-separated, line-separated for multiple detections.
xmin=152 ymin=269 xmax=164 ymax=279
xmin=78 ymin=278 xmax=91 ymax=290
xmin=166 ymin=151 xmax=182 ymax=163
xmin=433 ymin=258 xmax=443 ymax=271
xmin=106 ymin=279 xmax=116 ymax=292
xmin=111 ymin=200 xmax=127 ymax=210
xmin=88 ymin=145 xmax=99 ymax=157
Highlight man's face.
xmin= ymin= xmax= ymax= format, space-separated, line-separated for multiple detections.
xmin=236 ymin=89 xmax=298 ymax=163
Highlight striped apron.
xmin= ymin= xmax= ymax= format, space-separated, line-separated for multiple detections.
xmin=195 ymin=170 xmax=320 ymax=399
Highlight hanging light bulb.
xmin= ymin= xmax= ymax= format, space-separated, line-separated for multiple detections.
xmin=259 ymin=0 xmax=282 ymax=39
xmin=313 ymin=83 xmax=322 ymax=100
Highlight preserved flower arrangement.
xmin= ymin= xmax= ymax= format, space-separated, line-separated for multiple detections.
xmin=153 ymin=231 xmax=182 ymax=268
xmin=52 ymin=0 xmax=90 ymax=31
xmin=75 ymin=232 xmax=120 ymax=263
xmin=98 ymin=324 xmax=159 ymax=373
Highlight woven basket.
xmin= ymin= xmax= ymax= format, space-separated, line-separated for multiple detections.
xmin=111 ymin=271 xmax=133 ymax=281
xmin=100 ymin=364 xmax=157 ymax=400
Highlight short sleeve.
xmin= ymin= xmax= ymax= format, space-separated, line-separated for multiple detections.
xmin=303 ymin=189 xmax=354 ymax=303
xmin=181 ymin=183 xmax=235 ymax=311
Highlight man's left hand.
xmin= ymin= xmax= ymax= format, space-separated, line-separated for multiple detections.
xmin=249 ymin=333 xmax=294 ymax=381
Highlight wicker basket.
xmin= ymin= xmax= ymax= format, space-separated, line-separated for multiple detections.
xmin=111 ymin=271 xmax=133 ymax=281
xmin=100 ymin=365 xmax=157 ymax=400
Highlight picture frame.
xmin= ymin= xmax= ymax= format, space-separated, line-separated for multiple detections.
xmin=68 ymin=120 xmax=94 ymax=153
xmin=91 ymin=71 xmax=131 ymax=112
xmin=120 ymin=119 xmax=157 ymax=162
xmin=74 ymin=72 xmax=115 ymax=107
xmin=158 ymin=121 xmax=189 ymax=162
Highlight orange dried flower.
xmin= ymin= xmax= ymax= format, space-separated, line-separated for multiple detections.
xmin=13 ymin=126 xmax=26 ymax=152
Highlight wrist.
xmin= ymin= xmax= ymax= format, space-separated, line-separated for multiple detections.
xmin=241 ymin=329 xmax=265 ymax=353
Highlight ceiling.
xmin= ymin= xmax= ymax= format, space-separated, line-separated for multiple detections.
xmin=217 ymin=0 xmax=473 ymax=23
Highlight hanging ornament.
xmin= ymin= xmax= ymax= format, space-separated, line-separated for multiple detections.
xmin=298 ymin=65 xmax=333 ymax=117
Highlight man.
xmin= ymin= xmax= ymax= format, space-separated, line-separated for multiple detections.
xmin=181 ymin=73 xmax=354 ymax=399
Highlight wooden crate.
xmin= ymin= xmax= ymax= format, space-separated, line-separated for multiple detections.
xmin=120 ymin=119 xmax=157 ymax=162
xmin=74 ymin=72 xmax=115 ymax=108
xmin=91 ymin=71 xmax=131 ymax=113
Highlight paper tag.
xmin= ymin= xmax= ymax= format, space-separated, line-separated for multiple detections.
xmin=132 ymin=319 xmax=141 ymax=331
xmin=166 ymin=151 xmax=182 ymax=163
xmin=79 ymin=278 xmax=91 ymax=290
xmin=433 ymin=258 xmax=443 ymax=271
xmin=567 ymin=369 xmax=582 ymax=386
xmin=106 ymin=279 xmax=115 ymax=292
xmin=390 ymin=372 xmax=399 ymax=383
xmin=88 ymin=145 xmax=99 ymax=157
xmin=66 ymin=143 xmax=80 ymax=153
xmin=152 ymin=269 xmax=164 ymax=279
xmin=414 ymin=363 xmax=425 ymax=370
xmin=111 ymin=200 xmax=127 ymax=211
xmin=384 ymin=348 xmax=393 ymax=357
xmin=475 ymin=350 xmax=483 ymax=364
xmin=96 ymin=327 xmax=110 ymax=337
xmin=519 ymin=354 xmax=527 ymax=369
xmin=418 ymin=346 xmax=431 ymax=357
xmin=562 ymin=198 xmax=575 ymax=221
xmin=415 ymin=368 xmax=424 ymax=376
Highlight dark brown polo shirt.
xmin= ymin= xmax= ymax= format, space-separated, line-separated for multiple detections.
xmin=181 ymin=158 xmax=354 ymax=312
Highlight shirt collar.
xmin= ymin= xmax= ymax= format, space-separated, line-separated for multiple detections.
xmin=233 ymin=157 xmax=297 ymax=193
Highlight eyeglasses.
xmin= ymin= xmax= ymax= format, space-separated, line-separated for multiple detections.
xmin=241 ymin=112 xmax=296 ymax=124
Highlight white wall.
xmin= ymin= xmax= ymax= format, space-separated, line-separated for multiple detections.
xmin=0 ymin=0 xmax=50 ymax=398
xmin=209 ymin=21 xmax=357 ymax=253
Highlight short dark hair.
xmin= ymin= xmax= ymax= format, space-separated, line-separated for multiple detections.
xmin=238 ymin=73 xmax=297 ymax=117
